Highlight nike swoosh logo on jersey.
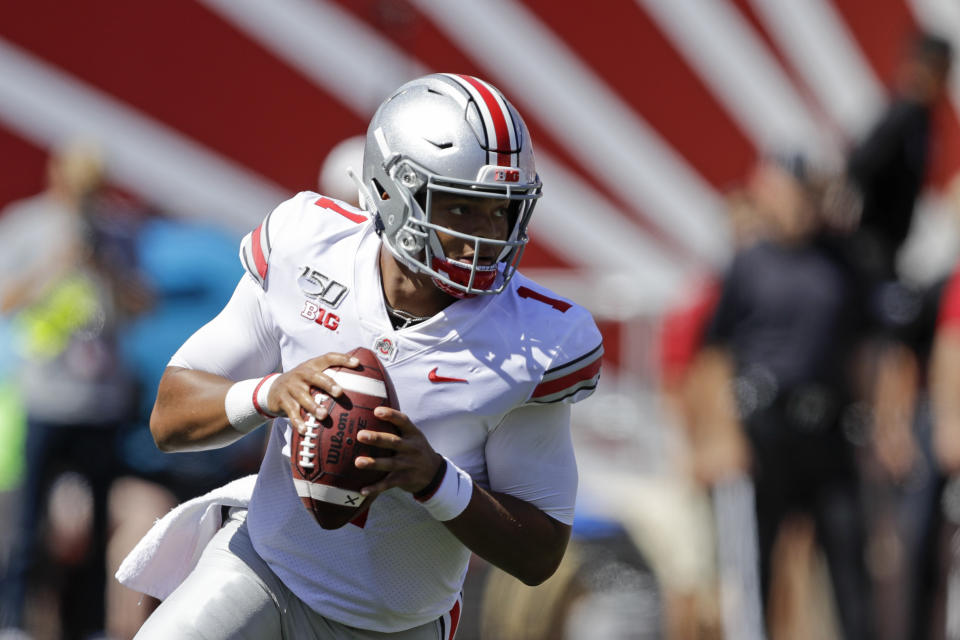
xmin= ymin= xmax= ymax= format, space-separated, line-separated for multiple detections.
xmin=428 ymin=367 xmax=467 ymax=384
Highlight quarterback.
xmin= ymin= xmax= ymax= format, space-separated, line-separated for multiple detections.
xmin=126 ymin=74 xmax=602 ymax=639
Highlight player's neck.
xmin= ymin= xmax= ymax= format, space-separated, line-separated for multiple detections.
xmin=378 ymin=246 xmax=454 ymax=320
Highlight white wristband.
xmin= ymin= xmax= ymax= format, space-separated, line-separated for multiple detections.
xmin=224 ymin=374 xmax=279 ymax=433
xmin=417 ymin=457 xmax=473 ymax=521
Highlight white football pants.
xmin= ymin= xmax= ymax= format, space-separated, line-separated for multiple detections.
xmin=133 ymin=509 xmax=459 ymax=640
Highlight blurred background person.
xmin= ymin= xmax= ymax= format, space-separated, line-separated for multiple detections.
xmin=655 ymin=186 xmax=771 ymax=640
xmin=0 ymin=138 xmax=267 ymax=640
xmin=0 ymin=139 xmax=145 ymax=639
xmin=932 ymin=174 xmax=960 ymax=486
xmin=860 ymin=278 xmax=946 ymax=640
xmin=925 ymin=171 xmax=960 ymax=640
xmin=845 ymin=32 xmax=953 ymax=289
xmin=698 ymin=153 xmax=872 ymax=640
xmin=840 ymin=30 xmax=954 ymax=640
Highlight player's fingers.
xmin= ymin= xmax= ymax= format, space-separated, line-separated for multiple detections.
xmin=289 ymin=385 xmax=321 ymax=419
xmin=306 ymin=352 xmax=359 ymax=369
xmin=355 ymin=455 xmax=394 ymax=472
xmin=358 ymin=469 xmax=414 ymax=497
xmin=296 ymin=383 xmax=333 ymax=422
xmin=280 ymin=396 xmax=308 ymax=434
xmin=360 ymin=482 xmax=388 ymax=498
xmin=356 ymin=454 xmax=429 ymax=494
xmin=306 ymin=354 xmax=360 ymax=381
xmin=356 ymin=429 xmax=402 ymax=450
xmin=305 ymin=370 xmax=346 ymax=399
xmin=373 ymin=407 xmax=417 ymax=433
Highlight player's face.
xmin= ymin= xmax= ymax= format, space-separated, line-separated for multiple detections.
xmin=429 ymin=192 xmax=512 ymax=264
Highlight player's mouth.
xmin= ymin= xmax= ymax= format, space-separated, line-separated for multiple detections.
xmin=453 ymin=255 xmax=497 ymax=267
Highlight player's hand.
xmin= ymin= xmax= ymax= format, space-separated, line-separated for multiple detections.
xmin=354 ymin=407 xmax=444 ymax=497
xmin=266 ymin=353 xmax=360 ymax=434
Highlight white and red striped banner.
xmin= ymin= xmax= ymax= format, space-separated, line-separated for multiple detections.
xmin=1 ymin=0 xmax=958 ymax=374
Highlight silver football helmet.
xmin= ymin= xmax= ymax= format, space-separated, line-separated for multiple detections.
xmin=360 ymin=73 xmax=541 ymax=298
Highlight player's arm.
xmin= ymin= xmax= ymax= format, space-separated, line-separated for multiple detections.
xmin=447 ymin=402 xmax=574 ymax=586
xmin=151 ymin=366 xmax=248 ymax=451
xmin=447 ymin=482 xmax=570 ymax=587
xmin=356 ymin=402 xmax=575 ymax=586
xmin=150 ymin=276 xmax=356 ymax=452
xmin=152 ymin=356 xmax=359 ymax=452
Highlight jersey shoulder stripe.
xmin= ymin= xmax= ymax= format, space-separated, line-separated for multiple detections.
xmin=239 ymin=192 xmax=369 ymax=289
xmin=239 ymin=208 xmax=275 ymax=288
xmin=530 ymin=342 xmax=603 ymax=404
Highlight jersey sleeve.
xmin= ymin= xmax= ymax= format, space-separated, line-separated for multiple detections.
xmin=485 ymin=402 xmax=578 ymax=524
xmin=527 ymin=306 xmax=603 ymax=405
xmin=168 ymin=275 xmax=281 ymax=379
xmin=239 ymin=192 xmax=371 ymax=290
xmin=239 ymin=197 xmax=287 ymax=289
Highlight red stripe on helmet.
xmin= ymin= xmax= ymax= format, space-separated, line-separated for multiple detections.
xmin=457 ymin=74 xmax=512 ymax=167
xmin=251 ymin=224 xmax=268 ymax=280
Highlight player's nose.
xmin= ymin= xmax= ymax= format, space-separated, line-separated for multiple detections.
xmin=468 ymin=210 xmax=508 ymax=241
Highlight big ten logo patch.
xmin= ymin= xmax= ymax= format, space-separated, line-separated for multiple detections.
xmin=298 ymin=266 xmax=348 ymax=332
xmin=301 ymin=300 xmax=340 ymax=331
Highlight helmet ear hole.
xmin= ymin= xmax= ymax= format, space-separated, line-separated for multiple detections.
xmin=371 ymin=178 xmax=390 ymax=201
xmin=413 ymin=189 xmax=428 ymax=212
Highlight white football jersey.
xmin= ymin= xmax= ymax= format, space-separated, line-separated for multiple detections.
xmin=170 ymin=191 xmax=603 ymax=632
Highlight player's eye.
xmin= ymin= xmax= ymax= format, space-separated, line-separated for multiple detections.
xmin=448 ymin=206 xmax=466 ymax=216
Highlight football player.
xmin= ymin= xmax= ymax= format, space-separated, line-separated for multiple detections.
xmin=127 ymin=74 xmax=602 ymax=639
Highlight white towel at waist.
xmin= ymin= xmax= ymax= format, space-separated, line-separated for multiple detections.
xmin=115 ymin=474 xmax=257 ymax=599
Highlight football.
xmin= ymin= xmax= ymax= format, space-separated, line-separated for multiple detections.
xmin=290 ymin=346 xmax=398 ymax=529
